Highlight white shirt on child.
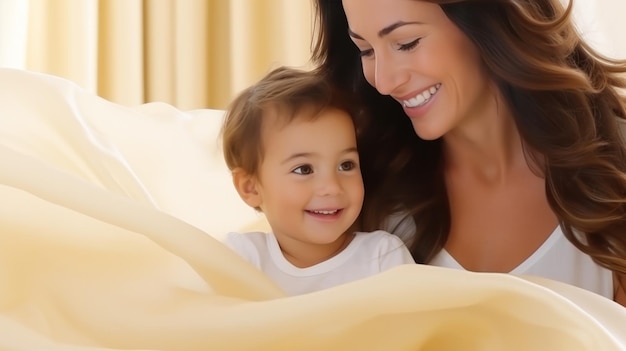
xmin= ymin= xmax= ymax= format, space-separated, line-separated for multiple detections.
xmin=223 ymin=230 xmax=415 ymax=296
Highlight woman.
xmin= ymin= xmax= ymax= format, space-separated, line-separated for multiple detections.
xmin=311 ymin=0 xmax=626 ymax=306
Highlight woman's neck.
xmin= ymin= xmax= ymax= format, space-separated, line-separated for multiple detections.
xmin=442 ymin=101 xmax=528 ymax=185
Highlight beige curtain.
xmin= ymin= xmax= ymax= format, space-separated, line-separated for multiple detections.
xmin=19 ymin=0 xmax=314 ymax=110
xmin=2 ymin=0 xmax=625 ymax=110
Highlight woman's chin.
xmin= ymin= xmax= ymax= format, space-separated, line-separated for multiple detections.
xmin=411 ymin=123 xmax=444 ymax=141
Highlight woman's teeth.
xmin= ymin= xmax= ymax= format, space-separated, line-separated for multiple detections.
xmin=403 ymin=83 xmax=441 ymax=108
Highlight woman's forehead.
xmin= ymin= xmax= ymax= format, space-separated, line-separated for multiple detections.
xmin=342 ymin=0 xmax=444 ymax=38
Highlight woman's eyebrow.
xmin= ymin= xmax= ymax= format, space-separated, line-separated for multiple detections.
xmin=348 ymin=21 xmax=424 ymax=40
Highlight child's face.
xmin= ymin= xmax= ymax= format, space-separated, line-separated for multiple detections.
xmin=256 ymin=107 xmax=364 ymax=252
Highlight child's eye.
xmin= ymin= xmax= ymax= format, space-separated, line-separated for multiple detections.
xmin=338 ymin=161 xmax=357 ymax=171
xmin=398 ymin=38 xmax=421 ymax=52
xmin=293 ymin=165 xmax=313 ymax=175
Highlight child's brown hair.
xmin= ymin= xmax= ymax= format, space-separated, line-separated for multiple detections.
xmin=221 ymin=66 xmax=360 ymax=176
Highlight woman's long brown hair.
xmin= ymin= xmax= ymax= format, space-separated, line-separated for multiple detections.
xmin=311 ymin=0 xmax=626 ymax=278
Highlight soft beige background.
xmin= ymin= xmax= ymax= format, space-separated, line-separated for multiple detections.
xmin=0 ymin=0 xmax=314 ymax=110
xmin=1 ymin=0 xmax=625 ymax=110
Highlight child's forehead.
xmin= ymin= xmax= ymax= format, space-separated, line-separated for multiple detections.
xmin=260 ymin=105 xmax=355 ymax=142
xmin=261 ymin=103 xmax=324 ymax=128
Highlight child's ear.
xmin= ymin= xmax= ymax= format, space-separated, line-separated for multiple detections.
xmin=232 ymin=168 xmax=262 ymax=209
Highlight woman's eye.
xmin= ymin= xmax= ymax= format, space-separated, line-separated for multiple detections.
xmin=293 ymin=165 xmax=313 ymax=175
xmin=398 ymin=38 xmax=421 ymax=52
xmin=358 ymin=48 xmax=374 ymax=58
xmin=339 ymin=161 xmax=357 ymax=171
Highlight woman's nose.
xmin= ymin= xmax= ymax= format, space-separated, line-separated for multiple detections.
xmin=373 ymin=53 xmax=408 ymax=96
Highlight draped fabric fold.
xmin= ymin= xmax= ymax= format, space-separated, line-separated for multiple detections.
xmin=1 ymin=68 xmax=625 ymax=351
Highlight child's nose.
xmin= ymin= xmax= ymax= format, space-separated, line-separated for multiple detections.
xmin=317 ymin=172 xmax=342 ymax=196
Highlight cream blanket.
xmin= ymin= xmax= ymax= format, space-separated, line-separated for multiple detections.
xmin=1 ymin=68 xmax=625 ymax=351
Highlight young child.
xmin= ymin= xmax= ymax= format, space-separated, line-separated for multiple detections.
xmin=220 ymin=66 xmax=414 ymax=296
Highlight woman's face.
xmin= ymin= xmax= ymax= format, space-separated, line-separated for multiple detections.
xmin=342 ymin=0 xmax=494 ymax=140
